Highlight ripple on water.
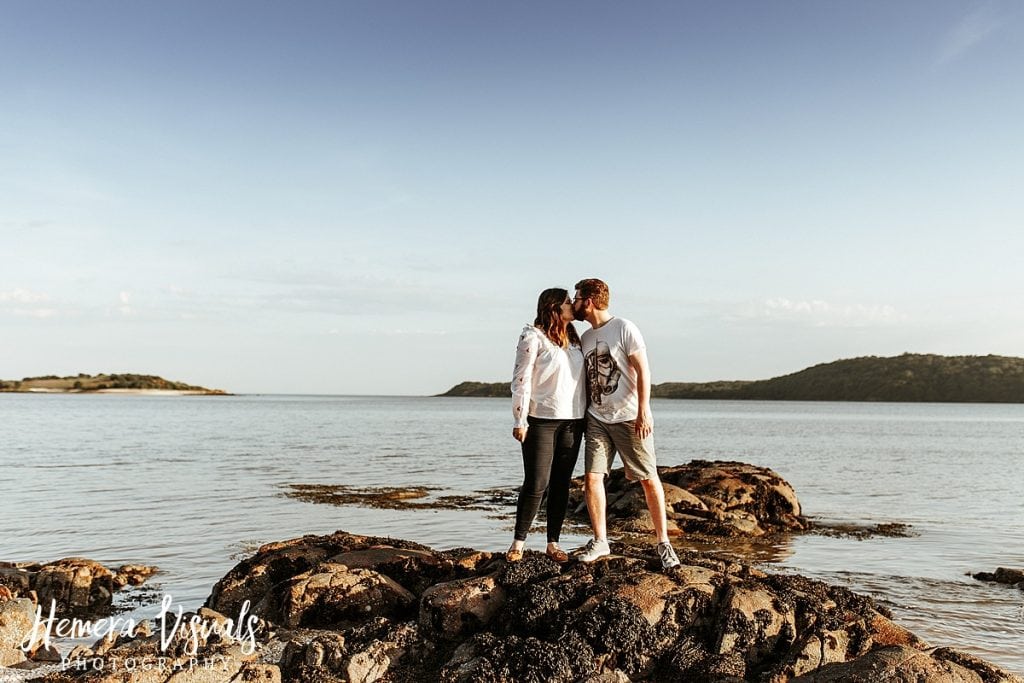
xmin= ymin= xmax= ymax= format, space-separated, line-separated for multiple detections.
xmin=2 ymin=395 xmax=1022 ymax=674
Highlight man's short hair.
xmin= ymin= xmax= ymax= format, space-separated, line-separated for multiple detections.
xmin=575 ymin=278 xmax=610 ymax=310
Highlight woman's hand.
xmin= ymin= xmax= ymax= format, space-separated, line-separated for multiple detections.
xmin=513 ymin=427 xmax=528 ymax=442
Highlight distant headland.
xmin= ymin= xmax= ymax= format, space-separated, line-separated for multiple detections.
xmin=0 ymin=373 xmax=230 ymax=395
xmin=439 ymin=353 xmax=1024 ymax=403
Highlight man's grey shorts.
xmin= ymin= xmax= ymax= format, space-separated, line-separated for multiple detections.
xmin=584 ymin=414 xmax=658 ymax=481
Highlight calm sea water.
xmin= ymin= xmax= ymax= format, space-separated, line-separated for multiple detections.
xmin=1 ymin=394 xmax=1021 ymax=673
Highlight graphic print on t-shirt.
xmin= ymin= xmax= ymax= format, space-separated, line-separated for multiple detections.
xmin=585 ymin=340 xmax=622 ymax=405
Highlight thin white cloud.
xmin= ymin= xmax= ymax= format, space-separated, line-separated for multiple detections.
xmin=368 ymin=328 xmax=450 ymax=337
xmin=736 ymin=297 xmax=905 ymax=328
xmin=0 ymin=288 xmax=49 ymax=304
xmin=118 ymin=291 xmax=134 ymax=316
xmin=12 ymin=308 xmax=57 ymax=319
xmin=0 ymin=288 xmax=57 ymax=318
xmin=937 ymin=4 xmax=1005 ymax=65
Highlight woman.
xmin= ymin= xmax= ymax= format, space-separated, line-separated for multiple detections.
xmin=507 ymin=287 xmax=586 ymax=563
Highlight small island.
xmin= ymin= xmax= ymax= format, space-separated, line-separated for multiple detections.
xmin=439 ymin=353 xmax=1024 ymax=403
xmin=0 ymin=373 xmax=229 ymax=396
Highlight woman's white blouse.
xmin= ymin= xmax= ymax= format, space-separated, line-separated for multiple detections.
xmin=511 ymin=324 xmax=586 ymax=428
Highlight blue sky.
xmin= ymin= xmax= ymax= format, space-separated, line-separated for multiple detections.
xmin=2 ymin=1 xmax=1022 ymax=394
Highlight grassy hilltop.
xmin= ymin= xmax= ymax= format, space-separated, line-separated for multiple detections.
xmin=0 ymin=373 xmax=228 ymax=395
xmin=439 ymin=354 xmax=1024 ymax=403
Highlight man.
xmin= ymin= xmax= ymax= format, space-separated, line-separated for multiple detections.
xmin=572 ymin=278 xmax=680 ymax=569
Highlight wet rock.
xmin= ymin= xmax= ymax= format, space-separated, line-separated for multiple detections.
xmin=611 ymin=572 xmax=679 ymax=626
xmin=619 ymin=509 xmax=684 ymax=536
xmin=782 ymin=629 xmax=851 ymax=678
xmin=789 ymin=644 xmax=1001 ymax=682
xmin=279 ymin=619 xmax=423 ymax=683
xmin=205 ymin=531 xmax=439 ymax=619
xmin=344 ymin=622 xmax=421 ymax=683
xmin=329 ymin=546 xmax=453 ymax=596
xmin=0 ymin=564 xmax=34 ymax=599
xmin=0 ymin=597 xmax=36 ymax=667
xmin=0 ymin=559 xmax=159 ymax=621
xmin=233 ymin=663 xmax=282 ymax=682
xmin=972 ymin=567 xmax=1024 ymax=587
xmin=32 ymin=642 xmax=63 ymax=662
xmin=867 ymin=611 xmax=928 ymax=649
xmin=66 ymin=645 xmax=95 ymax=661
xmin=112 ymin=565 xmax=161 ymax=590
xmin=33 ymin=558 xmax=115 ymax=618
xmin=442 ymin=549 xmax=495 ymax=574
xmin=569 ymin=460 xmax=810 ymax=538
xmin=438 ymin=631 xmax=596 ymax=683
xmin=282 ymin=483 xmax=513 ymax=513
xmin=930 ymin=647 xmax=1024 ymax=683
xmin=810 ymin=521 xmax=916 ymax=540
xmin=259 ymin=562 xmax=416 ymax=629
xmin=279 ymin=631 xmax=348 ymax=677
xmin=420 ymin=574 xmax=506 ymax=640
xmin=714 ymin=584 xmax=796 ymax=672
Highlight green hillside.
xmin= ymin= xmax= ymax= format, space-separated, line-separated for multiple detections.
xmin=709 ymin=354 xmax=1024 ymax=402
xmin=440 ymin=354 xmax=1024 ymax=403
xmin=438 ymin=381 xmax=511 ymax=397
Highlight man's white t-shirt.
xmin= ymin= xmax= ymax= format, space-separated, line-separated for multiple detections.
xmin=580 ymin=317 xmax=646 ymax=424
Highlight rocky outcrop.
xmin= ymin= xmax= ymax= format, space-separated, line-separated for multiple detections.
xmin=790 ymin=645 xmax=1009 ymax=682
xmin=569 ymin=460 xmax=810 ymax=538
xmin=0 ymin=559 xmax=159 ymax=619
xmin=24 ymin=531 xmax=1021 ymax=682
xmin=973 ymin=567 xmax=1024 ymax=588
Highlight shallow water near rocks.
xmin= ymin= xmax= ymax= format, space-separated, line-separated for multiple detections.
xmin=1 ymin=394 xmax=1021 ymax=673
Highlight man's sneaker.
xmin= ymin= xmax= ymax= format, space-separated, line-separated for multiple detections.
xmin=656 ymin=542 xmax=680 ymax=570
xmin=577 ymin=538 xmax=611 ymax=562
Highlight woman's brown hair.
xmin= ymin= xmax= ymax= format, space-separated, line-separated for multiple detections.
xmin=534 ymin=288 xmax=581 ymax=348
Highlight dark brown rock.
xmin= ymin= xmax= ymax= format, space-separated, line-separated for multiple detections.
xmin=33 ymin=558 xmax=115 ymax=618
xmin=973 ymin=567 xmax=1024 ymax=587
xmin=420 ymin=574 xmax=506 ymax=640
xmin=205 ymin=531 xmax=439 ymax=619
xmin=789 ymin=644 xmax=987 ymax=682
xmin=0 ymin=558 xmax=158 ymax=621
xmin=112 ymin=564 xmax=160 ymax=589
xmin=569 ymin=460 xmax=811 ymax=539
xmin=0 ymin=565 xmax=33 ymax=599
xmin=260 ymin=562 xmax=417 ymax=629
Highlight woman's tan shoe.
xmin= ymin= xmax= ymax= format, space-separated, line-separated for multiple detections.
xmin=546 ymin=545 xmax=569 ymax=563
xmin=505 ymin=547 xmax=524 ymax=562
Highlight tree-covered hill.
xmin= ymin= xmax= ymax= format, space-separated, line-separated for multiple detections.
xmin=439 ymin=354 xmax=1024 ymax=403
xmin=438 ymin=381 xmax=511 ymax=397
xmin=702 ymin=353 xmax=1024 ymax=402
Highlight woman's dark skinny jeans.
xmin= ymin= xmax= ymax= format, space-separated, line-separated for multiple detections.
xmin=514 ymin=416 xmax=584 ymax=542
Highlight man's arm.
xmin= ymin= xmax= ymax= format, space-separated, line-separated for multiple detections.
xmin=628 ymin=349 xmax=653 ymax=439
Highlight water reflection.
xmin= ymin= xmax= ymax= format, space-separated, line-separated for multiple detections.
xmin=679 ymin=533 xmax=795 ymax=564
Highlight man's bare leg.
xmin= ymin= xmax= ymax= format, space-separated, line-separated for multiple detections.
xmin=640 ymin=476 xmax=670 ymax=544
xmin=585 ymin=472 xmax=608 ymax=540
